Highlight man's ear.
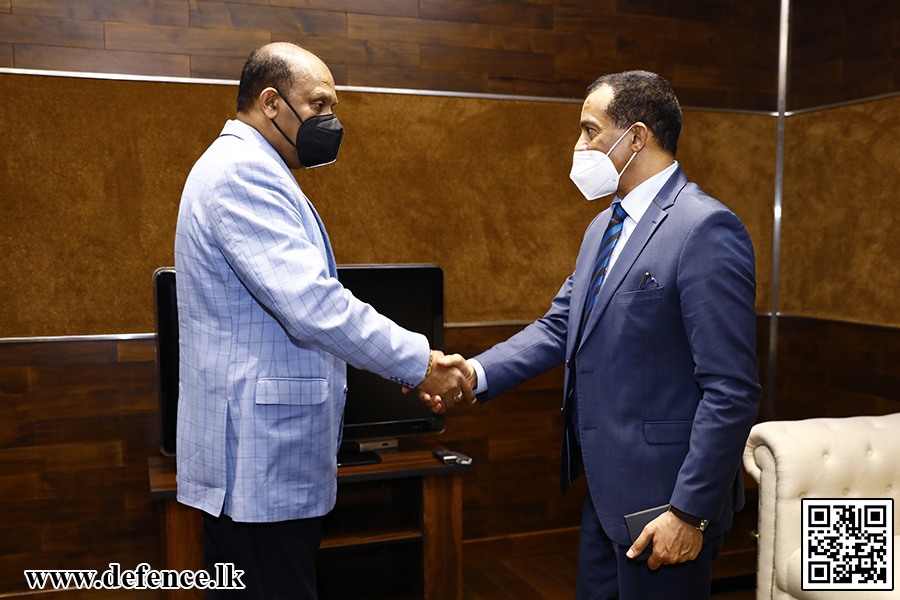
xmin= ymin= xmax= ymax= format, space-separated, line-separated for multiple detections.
xmin=259 ymin=87 xmax=279 ymax=119
xmin=630 ymin=122 xmax=650 ymax=153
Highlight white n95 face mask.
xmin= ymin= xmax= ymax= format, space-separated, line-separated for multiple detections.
xmin=569 ymin=125 xmax=637 ymax=201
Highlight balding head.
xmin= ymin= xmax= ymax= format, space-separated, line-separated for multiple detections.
xmin=236 ymin=43 xmax=331 ymax=115
xmin=234 ymin=43 xmax=338 ymax=169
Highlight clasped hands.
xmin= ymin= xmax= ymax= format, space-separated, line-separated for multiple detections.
xmin=403 ymin=352 xmax=476 ymax=413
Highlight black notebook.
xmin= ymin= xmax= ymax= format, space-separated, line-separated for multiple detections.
xmin=623 ymin=504 xmax=670 ymax=561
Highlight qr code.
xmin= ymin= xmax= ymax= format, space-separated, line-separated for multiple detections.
xmin=802 ymin=498 xmax=894 ymax=591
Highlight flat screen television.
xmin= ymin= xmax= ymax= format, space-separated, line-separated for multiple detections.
xmin=153 ymin=264 xmax=445 ymax=459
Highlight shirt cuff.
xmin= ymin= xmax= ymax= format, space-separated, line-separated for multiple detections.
xmin=468 ymin=359 xmax=488 ymax=395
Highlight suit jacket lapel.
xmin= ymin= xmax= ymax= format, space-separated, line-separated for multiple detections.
xmin=575 ymin=167 xmax=688 ymax=353
xmin=303 ymin=197 xmax=338 ymax=277
xmin=568 ymin=211 xmax=609 ymax=353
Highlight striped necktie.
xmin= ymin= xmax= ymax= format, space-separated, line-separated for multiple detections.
xmin=579 ymin=202 xmax=628 ymax=339
xmin=570 ymin=202 xmax=627 ymax=442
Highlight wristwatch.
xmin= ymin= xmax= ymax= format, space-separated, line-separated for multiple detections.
xmin=669 ymin=506 xmax=710 ymax=532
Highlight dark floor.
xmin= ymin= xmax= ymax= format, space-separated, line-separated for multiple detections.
xmin=462 ymin=551 xmax=755 ymax=599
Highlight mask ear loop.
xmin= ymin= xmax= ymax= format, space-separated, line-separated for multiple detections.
xmin=270 ymin=89 xmax=303 ymax=148
xmin=606 ymin=124 xmax=636 ymax=156
xmin=608 ymin=124 xmax=639 ymax=176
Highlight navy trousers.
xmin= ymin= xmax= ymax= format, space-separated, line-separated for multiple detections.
xmin=576 ymin=494 xmax=724 ymax=600
xmin=203 ymin=512 xmax=322 ymax=599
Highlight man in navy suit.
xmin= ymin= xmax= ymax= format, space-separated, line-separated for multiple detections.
xmin=430 ymin=71 xmax=760 ymax=599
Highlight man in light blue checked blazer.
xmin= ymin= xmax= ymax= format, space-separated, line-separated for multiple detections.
xmin=174 ymin=42 xmax=472 ymax=599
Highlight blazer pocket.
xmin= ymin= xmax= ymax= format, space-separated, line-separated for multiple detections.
xmin=255 ymin=377 xmax=328 ymax=406
xmin=615 ymin=286 xmax=664 ymax=305
xmin=644 ymin=420 xmax=693 ymax=445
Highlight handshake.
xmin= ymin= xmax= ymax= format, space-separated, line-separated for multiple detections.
xmin=404 ymin=351 xmax=478 ymax=413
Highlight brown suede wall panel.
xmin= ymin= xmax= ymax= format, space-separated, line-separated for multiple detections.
xmin=0 ymin=73 xmax=774 ymax=337
xmin=780 ymin=96 xmax=900 ymax=327
xmin=0 ymin=73 xmax=233 ymax=337
xmin=678 ymin=110 xmax=776 ymax=313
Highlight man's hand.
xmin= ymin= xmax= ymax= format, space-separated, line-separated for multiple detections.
xmin=402 ymin=352 xmax=478 ymax=412
xmin=414 ymin=350 xmax=475 ymax=413
xmin=626 ymin=510 xmax=703 ymax=570
xmin=436 ymin=353 xmax=477 ymax=390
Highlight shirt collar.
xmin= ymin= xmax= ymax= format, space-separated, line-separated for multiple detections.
xmin=616 ymin=161 xmax=679 ymax=222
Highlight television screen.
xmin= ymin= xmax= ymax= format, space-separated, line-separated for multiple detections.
xmin=337 ymin=264 xmax=445 ymax=443
xmin=153 ymin=264 xmax=445 ymax=457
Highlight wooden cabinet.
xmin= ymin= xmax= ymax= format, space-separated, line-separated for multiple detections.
xmin=149 ymin=439 xmax=469 ymax=600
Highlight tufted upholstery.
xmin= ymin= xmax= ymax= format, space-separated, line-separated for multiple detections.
xmin=743 ymin=413 xmax=900 ymax=600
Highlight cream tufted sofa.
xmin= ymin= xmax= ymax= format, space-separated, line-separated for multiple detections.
xmin=743 ymin=413 xmax=900 ymax=600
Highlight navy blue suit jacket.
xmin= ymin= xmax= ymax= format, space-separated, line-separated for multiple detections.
xmin=473 ymin=166 xmax=761 ymax=545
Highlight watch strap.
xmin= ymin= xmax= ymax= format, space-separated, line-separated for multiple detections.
xmin=669 ymin=506 xmax=709 ymax=532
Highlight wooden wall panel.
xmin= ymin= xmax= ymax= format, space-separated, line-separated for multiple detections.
xmin=0 ymin=339 xmax=164 ymax=598
xmin=104 ymin=23 xmax=271 ymax=57
xmin=14 ymin=0 xmax=189 ymax=27
xmin=270 ymin=0 xmax=419 ymax=19
xmin=0 ymin=12 xmax=103 ymax=48
xmin=0 ymin=317 xmax=781 ymax=595
xmin=773 ymin=316 xmax=900 ymax=421
xmin=189 ymin=2 xmax=347 ymax=37
xmin=15 ymin=313 xmax=896 ymax=595
xmin=14 ymin=45 xmax=191 ymax=77
xmin=789 ymin=0 xmax=900 ymax=110
xmin=0 ymin=42 xmax=12 ymax=67
xmin=419 ymin=0 xmax=554 ymax=30
xmin=0 ymin=0 xmax=779 ymax=111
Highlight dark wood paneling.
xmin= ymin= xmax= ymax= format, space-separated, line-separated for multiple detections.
xmin=104 ymin=22 xmax=270 ymax=57
xmin=3 ymin=316 xmax=893 ymax=594
xmin=0 ymin=12 xmax=103 ymax=47
xmin=345 ymin=64 xmax=489 ymax=93
xmin=347 ymin=13 xmax=492 ymax=49
xmin=0 ymin=41 xmax=12 ymax=66
xmin=0 ymin=0 xmax=779 ymax=111
xmin=12 ymin=0 xmax=189 ymax=27
xmin=269 ymin=35 xmax=420 ymax=69
xmin=189 ymin=2 xmax=347 ymax=37
xmin=421 ymin=44 xmax=555 ymax=80
xmin=0 ymin=338 xmax=163 ymax=598
xmin=15 ymin=44 xmax=191 ymax=77
xmin=789 ymin=0 xmax=900 ymax=110
xmin=269 ymin=0 xmax=419 ymax=19
xmin=420 ymin=0 xmax=554 ymax=30
xmin=773 ymin=316 xmax=900 ymax=420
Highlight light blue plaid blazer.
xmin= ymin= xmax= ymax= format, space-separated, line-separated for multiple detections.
xmin=174 ymin=120 xmax=430 ymax=522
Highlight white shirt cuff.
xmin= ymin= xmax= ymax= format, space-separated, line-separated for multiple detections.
xmin=468 ymin=359 xmax=488 ymax=396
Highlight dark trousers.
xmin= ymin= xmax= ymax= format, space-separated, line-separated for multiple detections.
xmin=203 ymin=512 xmax=322 ymax=600
xmin=576 ymin=494 xmax=723 ymax=600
